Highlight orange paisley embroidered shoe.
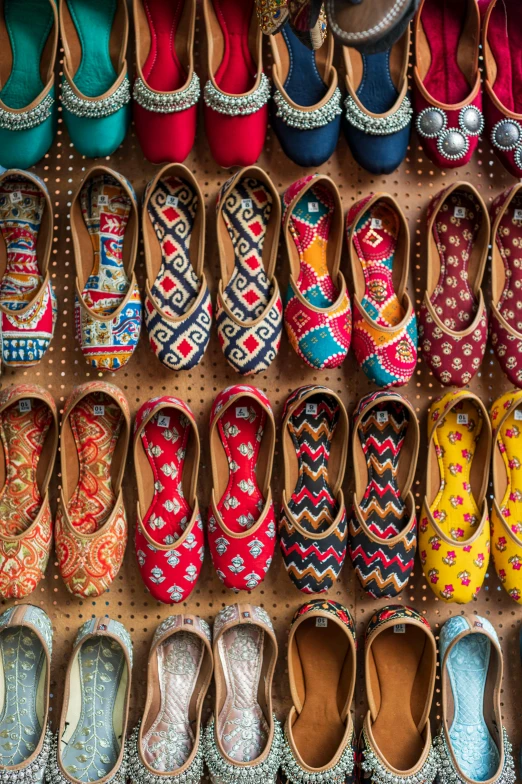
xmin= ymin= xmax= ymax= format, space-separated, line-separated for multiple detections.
xmin=55 ymin=381 xmax=131 ymax=598
xmin=0 ymin=384 xmax=58 ymax=599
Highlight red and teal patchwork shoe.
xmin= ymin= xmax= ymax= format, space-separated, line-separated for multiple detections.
xmin=283 ymin=174 xmax=352 ymax=369
xmin=280 ymin=599 xmax=357 ymax=784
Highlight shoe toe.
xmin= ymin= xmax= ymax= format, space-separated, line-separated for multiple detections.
xmin=344 ymin=122 xmax=410 ymax=174
xmin=64 ymin=104 xmax=131 ymax=158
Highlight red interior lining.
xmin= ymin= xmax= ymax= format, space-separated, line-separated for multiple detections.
xmin=213 ymin=0 xmax=256 ymax=94
xmin=488 ymin=0 xmax=522 ymax=113
xmin=143 ymin=0 xmax=185 ymax=92
xmin=497 ymin=194 xmax=522 ymax=331
xmin=421 ymin=0 xmax=469 ymax=105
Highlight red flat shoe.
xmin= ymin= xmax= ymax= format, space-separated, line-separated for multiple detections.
xmin=208 ymin=385 xmax=276 ymax=591
xmin=203 ymin=0 xmax=269 ymax=167
xmin=133 ymin=0 xmax=199 ymax=163
xmin=413 ymin=0 xmax=483 ymax=169
xmin=481 ymin=0 xmax=522 ymax=178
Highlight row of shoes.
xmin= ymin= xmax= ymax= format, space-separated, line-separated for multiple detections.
xmin=3 ymin=164 xmax=522 ymax=390
xmin=0 ymin=600 xmax=516 ymax=784
xmin=3 ymin=379 xmax=522 ymax=609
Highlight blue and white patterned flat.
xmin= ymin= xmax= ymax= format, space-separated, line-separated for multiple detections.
xmin=434 ymin=615 xmax=516 ymax=784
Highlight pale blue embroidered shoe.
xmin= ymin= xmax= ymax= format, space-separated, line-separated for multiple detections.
xmin=48 ymin=617 xmax=132 ymax=784
xmin=434 ymin=615 xmax=516 ymax=784
xmin=0 ymin=605 xmax=53 ymax=784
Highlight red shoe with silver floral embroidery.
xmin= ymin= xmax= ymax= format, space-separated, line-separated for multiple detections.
xmin=134 ymin=395 xmax=204 ymax=604
xmin=208 ymin=385 xmax=277 ymax=591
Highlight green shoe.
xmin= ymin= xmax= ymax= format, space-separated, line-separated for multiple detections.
xmin=60 ymin=0 xmax=131 ymax=157
xmin=0 ymin=0 xmax=58 ymax=169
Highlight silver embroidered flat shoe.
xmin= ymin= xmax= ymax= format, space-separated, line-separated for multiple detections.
xmin=0 ymin=605 xmax=53 ymax=784
xmin=203 ymin=604 xmax=282 ymax=784
xmin=47 ymin=617 xmax=132 ymax=784
xmin=128 ymin=614 xmax=213 ymax=784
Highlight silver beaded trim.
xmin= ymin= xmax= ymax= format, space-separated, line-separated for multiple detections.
xmin=459 ymin=105 xmax=484 ymax=137
xmin=273 ymin=87 xmax=342 ymax=130
xmin=133 ymin=73 xmax=200 ymax=114
xmin=491 ymin=118 xmax=522 ymax=156
xmin=0 ymin=725 xmax=52 ymax=784
xmin=436 ymin=127 xmax=470 ymax=161
xmin=203 ymin=74 xmax=270 ymax=116
xmin=127 ymin=724 xmax=204 ymax=784
xmin=0 ymin=93 xmax=54 ymax=131
xmin=433 ymin=727 xmax=515 ymax=784
xmin=344 ymin=93 xmax=412 ymax=136
xmin=416 ymin=107 xmax=447 ymax=139
xmin=61 ymin=77 xmax=131 ymax=119
xmin=416 ymin=104 xmax=483 ymax=160
xmin=45 ymin=733 xmax=128 ymax=784
xmin=203 ymin=716 xmax=283 ymax=783
xmin=360 ymin=729 xmax=438 ymax=784
xmin=280 ymin=726 xmax=355 ymax=784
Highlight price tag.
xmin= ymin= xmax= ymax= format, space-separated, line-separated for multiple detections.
xmin=315 ymin=618 xmax=328 ymax=628
xmin=454 ymin=206 xmax=466 ymax=218
xmin=98 ymin=195 xmax=109 ymax=207
xmin=515 ymin=209 xmax=522 ymax=221
xmin=514 ymin=409 xmax=522 ymax=421
xmin=308 ymin=201 xmax=319 ymax=213
xmin=157 ymin=414 xmax=170 ymax=428
xmin=10 ymin=191 xmax=22 ymax=204
xmin=241 ymin=199 xmax=252 ymax=209
xmin=236 ymin=406 xmax=249 ymax=419
xmin=18 ymin=399 xmax=32 ymax=413
xmin=305 ymin=403 xmax=318 ymax=416
xmin=166 ymin=196 xmax=178 ymax=207
xmin=371 ymin=217 xmax=383 ymax=229
xmin=394 ymin=624 xmax=406 ymax=634
xmin=376 ymin=411 xmax=389 ymax=424
xmin=93 ymin=405 xmax=105 ymax=416
xmin=457 ymin=413 xmax=468 ymax=425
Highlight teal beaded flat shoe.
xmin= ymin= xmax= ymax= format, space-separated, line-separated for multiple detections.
xmin=59 ymin=0 xmax=131 ymax=158
xmin=0 ymin=0 xmax=58 ymax=169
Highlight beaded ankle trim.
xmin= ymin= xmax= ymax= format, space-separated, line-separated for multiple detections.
xmin=203 ymin=74 xmax=270 ymax=116
xmin=360 ymin=729 xmax=438 ymax=784
xmin=273 ymin=87 xmax=342 ymax=130
xmin=203 ymin=716 xmax=283 ymax=783
xmin=61 ymin=77 xmax=131 ymax=119
xmin=133 ymin=73 xmax=200 ymax=114
xmin=344 ymin=93 xmax=412 ymax=136
xmin=127 ymin=724 xmax=204 ymax=784
xmin=433 ymin=727 xmax=516 ymax=784
xmin=280 ymin=725 xmax=355 ymax=784
xmin=0 ymin=94 xmax=54 ymax=131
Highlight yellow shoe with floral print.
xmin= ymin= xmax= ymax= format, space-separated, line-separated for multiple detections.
xmin=490 ymin=389 xmax=522 ymax=603
xmin=419 ymin=390 xmax=492 ymax=603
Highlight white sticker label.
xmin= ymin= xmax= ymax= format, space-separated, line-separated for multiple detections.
xmin=18 ymin=399 xmax=32 ymax=413
xmin=315 ymin=617 xmax=328 ymax=628
xmin=308 ymin=201 xmax=319 ymax=213
xmin=10 ymin=191 xmax=22 ymax=204
xmin=98 ymin=195 xmax=109 ymax=207
xmin=157 ymin=414 xmax=170 ymax=428
xmin=454 ymin=206 xmax=466 ymax=219
xmin=394 ymin=624 xmax=406 ymax=634
xmin=514 ymin=409 xmax=522 ymax=421
xmin=236 ymin=406 xmax=249 ymax=419
xmin=515 ymin=209 xmax=522 ymax=221
xmin=305 ymin=403 xmax=318 ymax=416
xmin=376 ymin=411 xmax=389 ymax=424
xmin=241 ymin=199 xmax=252 ymax=209
xmin=457 ymin=413 xmax=468 ymax=425
xmin=166 ymin=195 xmax=178 ymax=207
xmin=93 ymin=405 xmax=105 ymax=417
xmin=371 ymin=217 xmax=383 ymax=229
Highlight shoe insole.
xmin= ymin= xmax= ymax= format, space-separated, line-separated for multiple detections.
xmin=142 ymin=0 xmax=186 ymax=92
xmin=221 ymin=178 xmax=272 ymax=322
xmin=147 ymin=176 xmax=201 ymax=319
xmin=140 ymin=407 xmax=193 ymax=544
xmin=0 ymin=176 xmax=45 ymax=310
xmin=61 ymin=636 xmax=125 ymax=782
xmin=66 ymin=0 xmax=118 ymax=97
xmin=356 ymin=51 xmax=399 ymax=114
xmin=213 ymin=0 xmax=256 ymax=94
xmin=281 ymin=23 xmax=326 ymax=108
xmin=289 ymin=185 xmax=339 ymax=309
xmin=0 ymin=0 xmax=54 ymax=109
xmin=287 ymin=393 xmax=340 ymax=533
xmin=496 ymin=407 xmax=522 ymax=542
xmin=487 ymin=0 xmax=522 ymax=114
xmin=431 ymin=191 xmax=481 ymax=332
xmin=0 ymin=397 xmax=52 ymax=537
xmin=216 ymin=398 xmax=266 ymax=533
xmin=292 ymin=619 xmax=350 ymax=768
xmin=67 ymin=392 xmax=124 ymax=535
xmin=420 ymin=0 xmax=470 ymax=105
xmin=0 ymin=627 xmax=45 ymax=766
xmin=142 ymin=632 xmax=204 ymax=772
xmin=446 ymin=633 xmax=500 ymax=782
xmin=358 ymin=401 xmax=409 ymax=538
xmin=430 ymin=400 xmax=483 ymax=542
xmin=80 ymin=173 xmax=131 ymax=318
xmin=494 ymin=194 xmax=522 ymax=333
xmin=353 ymin=199 xmax=404 ymax=329
xmin=217 ymin=625 xmax=268 ymax=762
xmin=370 ymin=627 xmax=427 ymax=771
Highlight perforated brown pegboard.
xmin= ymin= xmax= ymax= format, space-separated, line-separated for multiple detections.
xmin=1 ymin=7 xmax=522 ymax=776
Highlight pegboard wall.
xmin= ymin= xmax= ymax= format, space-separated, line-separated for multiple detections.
xmin=2 ymin=4 xmax=522 ymax=774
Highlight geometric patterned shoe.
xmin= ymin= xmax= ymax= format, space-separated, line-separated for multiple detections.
xmin=143 ymin=163 xmax=212 ymax=372
xmin=72 ymin=166 xmax=142 ymax=372
xmin=55 ymin=381 xmax=131 ymax=598
xmin=0 ymin=385 xmax=58 ymax=600
xmin=128 ymin=614 xmax=213 ymax=784
xmin=282 ymin=174 xmax=352 ymax=369
xmin=346 ymin=193 xmax=417 ymax=387
xmin=48 ymin=616 xmax=132 ymax=784
xmin=0 ymin=605 xmax=53 ymax=784
xmin=349 ymin=390 xmax=419 ymax=599
xmin=359 ymin=605 xmax=438 ymax=784
xmin=216 ymin=167 xmax=282 ymax=375
xmin=418 ymin=182 xmax=489 ymax=387
xmin=279 ymin=385 xmax=349 ymax=594
xmin=280 ymin=599 xmax=357 ymax=784
xmin=434 ymin=615 xmax=516 ymax=784
xmin=0 ymin=169 xmax=58 ymax=368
